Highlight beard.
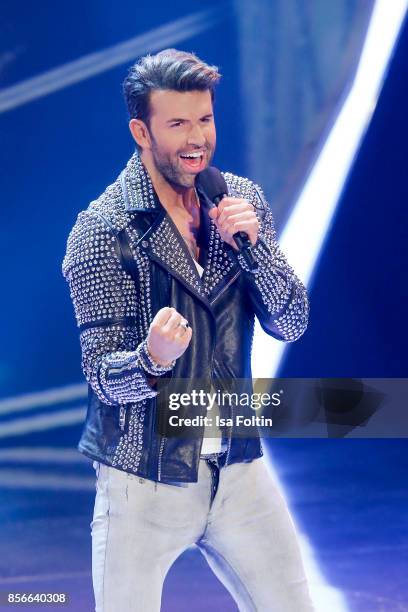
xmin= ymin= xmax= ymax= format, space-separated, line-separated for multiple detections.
xmin=150 ymin=133 xmax=214 ymax=189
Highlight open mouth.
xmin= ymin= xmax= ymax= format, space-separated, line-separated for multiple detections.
xmin=179 ymin=151 xmax=206 ymax=172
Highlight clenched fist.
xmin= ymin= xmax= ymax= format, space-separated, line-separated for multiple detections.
xmin=147 ymin=307 xmax=192 ymax=367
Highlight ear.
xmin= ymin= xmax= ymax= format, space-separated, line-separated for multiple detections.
xmin=129 ymin=119 xmax=152 ymax=150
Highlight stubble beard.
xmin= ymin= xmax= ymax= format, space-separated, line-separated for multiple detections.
xmin=150 ymin=137 xmax=213 ymax=190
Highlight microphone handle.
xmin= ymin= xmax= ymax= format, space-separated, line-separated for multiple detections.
xmin=213 ymin=194 xmax=258 ymax=272
xmin=233 ymin=232 xmax=258 ymax=272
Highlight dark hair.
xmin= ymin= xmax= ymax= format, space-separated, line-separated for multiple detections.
xmin=123 ymin=48 xmax=221 ymax=127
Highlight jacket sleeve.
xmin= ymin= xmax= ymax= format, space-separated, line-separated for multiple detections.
xmin=62 ymin=209 xmax=162 ymax=406
xmin=235 ymin=186 xmax=309 ymax=342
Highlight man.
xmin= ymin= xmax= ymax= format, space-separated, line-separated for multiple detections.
xmin=62 ymin=49 xmax=314 ymax=611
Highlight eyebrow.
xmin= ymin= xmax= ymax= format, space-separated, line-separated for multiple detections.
xmin=166 ymin=113 xmax=214 ymax=124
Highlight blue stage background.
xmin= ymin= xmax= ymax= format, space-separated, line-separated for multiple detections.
xmin=0 ymin=2 xmax=407 ymax=611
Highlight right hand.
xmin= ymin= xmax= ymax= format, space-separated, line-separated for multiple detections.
xmin=147 ymin=307 xmax=192 ymax=367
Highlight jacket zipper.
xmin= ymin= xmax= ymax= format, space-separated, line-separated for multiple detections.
xmin=157 ymin=272 xmax=240 ymax=479
xmin=158 ymin=437 xmax=165 ymax=481
xmin=209 ymin=270 xmax=240 ymax=306
xmin=213 ymin=359 xmax=234 ymax=467
xmin=156 ymin=273 xmax=172 ymax=483
xmin=210 ymin=271 xmax=240 ymax=466
xmin=225 ymin=400 xmax=233 ymax=467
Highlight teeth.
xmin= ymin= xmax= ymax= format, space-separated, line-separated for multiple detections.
xmin=180 ymin=152 xmax=202 ymax=158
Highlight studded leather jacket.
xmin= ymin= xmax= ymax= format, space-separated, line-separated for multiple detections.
xmin=62 ymin=152 xmax=309 ymax=484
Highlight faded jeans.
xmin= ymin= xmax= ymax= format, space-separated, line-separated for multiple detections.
xmin=91 ymin=456 xmax=314 ymax=611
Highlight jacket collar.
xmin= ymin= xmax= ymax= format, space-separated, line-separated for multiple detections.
xmin=120 ymin=151 xmax=160 ymax=213
xmin=120 ymin=152 xmax=241 ymax=306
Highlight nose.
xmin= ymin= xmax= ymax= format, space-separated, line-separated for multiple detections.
xmin=186 ymin=123 xmax=206 ymax=147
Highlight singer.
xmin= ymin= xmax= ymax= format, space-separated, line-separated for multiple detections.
xmin=62 ymin=49 xmax=314 ymax=611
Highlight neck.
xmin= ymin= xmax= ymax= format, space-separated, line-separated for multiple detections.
xmin=140 ymin=150 xmax=197 ymax=213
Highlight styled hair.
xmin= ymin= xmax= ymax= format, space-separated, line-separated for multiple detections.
xmin=122 ymin=48 xmax=221 ymax=127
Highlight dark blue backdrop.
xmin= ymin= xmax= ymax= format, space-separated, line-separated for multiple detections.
xmin=1 ymin=4 xmax=407 ymax=611
xmin=2 ymin=1 xmax=401 ymax=398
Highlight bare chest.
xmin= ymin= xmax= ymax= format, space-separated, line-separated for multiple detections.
xmin=168 ymin=208 xmax=201 ymax=261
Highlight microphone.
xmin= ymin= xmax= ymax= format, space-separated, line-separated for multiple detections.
xmin=196 ymin=167 xmax=258 ymax=271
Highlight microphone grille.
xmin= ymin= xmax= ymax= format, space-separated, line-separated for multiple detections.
xmin=196 ymin=166 xmax=228 ymax=202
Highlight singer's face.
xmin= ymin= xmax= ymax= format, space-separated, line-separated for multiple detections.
xmin=146 ymin=89 xmax=216 ymax=188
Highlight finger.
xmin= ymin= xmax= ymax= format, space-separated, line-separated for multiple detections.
xmin=156 ymin=308 xmax=180 ymax=335
xmin=152 ymin=306 xmax=175 ymax=327
xmin=174 ymin=323 xmax=192 ymax=342
xmin=219 ymin=216 xmax=254 ymax=237
xmin=208 ymin=207 xmax=218 ymax=220
xmin=183 ymin=325 xmax=193 ymax=344
xmin=176 ymin=318 xmax=189 ymax=334
xmin=229 ymin=210 xmax=256 ymax=222
xmin=217 ymin=197 xmax=245 ymax=212
xmin=162 ymin=312 xmax=183 ymax=335
xmin=229 ymin=221 xmax=258 ymax=241
xmin=153 ymin=306 xmax=176 ymax=323
xmin=219 ymin=210 xmax=256 ymax=230
xmin=218 ymin=203 xmax=254 ymax=226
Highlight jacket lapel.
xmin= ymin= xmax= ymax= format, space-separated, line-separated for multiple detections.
xmin=196 ymin=187 xmax=241 ymax=304
xmin=121 ymin=152 xmax=241 ymax=308
xmin=141 ymin=212 xmax=210 ymax=303
xmin=121 ymin=153 xmax=210 ymax=306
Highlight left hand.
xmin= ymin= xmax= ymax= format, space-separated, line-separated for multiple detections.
xmin=208 ymin=197 xmax=259 ymax=250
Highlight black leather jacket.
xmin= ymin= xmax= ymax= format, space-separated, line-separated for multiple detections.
xmin=62 ymin=152 xmax=309 ymax=484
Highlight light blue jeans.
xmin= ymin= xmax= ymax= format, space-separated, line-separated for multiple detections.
xmin=91 ymin=457 xmax=314 ymax=611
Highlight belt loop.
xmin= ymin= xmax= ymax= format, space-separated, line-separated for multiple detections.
xmin=93 ymin=460 xmax=100 ymax=479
